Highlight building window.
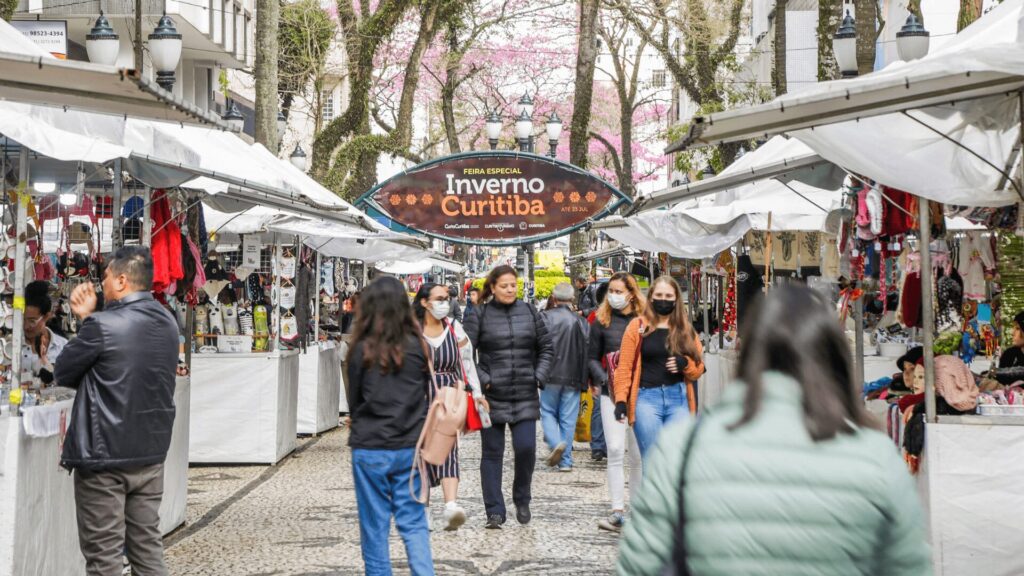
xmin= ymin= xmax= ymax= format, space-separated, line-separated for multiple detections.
xmin=652 ymin=69 xmax=666 ymax=88
xmin=321 ymin=89 xmax=335 ymax=122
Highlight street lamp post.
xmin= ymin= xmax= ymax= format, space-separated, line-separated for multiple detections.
xmin=545 ymin=111 xmax=562 ymax=158
xmin=517 ymin=92 xmax=534 ymax=152
xmin=833 ymin=11 xmax=858 ymax=78
xmin=86 ymin=12 xmax=120 ymax=66
xmin=485 ymin=110 xmax=502 ymax=151
xmin=290 ymin=144 xmax=307 ymax=172
xmin=896 ymin=13 xmax=930 ymax=61
xmin=223 ymin=101 xmax=245 ymax=132
xmin=149 ymin=14 xmax=183 ymax=91
xmin=514 ymin=110 xmax=532 ymax=153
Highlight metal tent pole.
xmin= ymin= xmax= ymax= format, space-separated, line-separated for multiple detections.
xmin=10 ymin=147 xmax=28 ymax=403
xmin=112 ymin=158 xmax=123 ymax=250
xmin=314 ymin=251 xmax=321 ymax=343
xmin=854 ymin=294 xmax=865 ymax=387
xmin=920 ymin=199 xmax=937 ymax=423
xmin=141 ymin=186 xmax=152 ymax=246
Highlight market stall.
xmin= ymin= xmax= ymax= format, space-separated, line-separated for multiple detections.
xmin=664 ymin=4 xmax=1024 ymax=573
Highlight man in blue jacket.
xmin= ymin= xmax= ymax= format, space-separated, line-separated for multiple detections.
xmin=57 ymin=246 xmax=179 ymax=576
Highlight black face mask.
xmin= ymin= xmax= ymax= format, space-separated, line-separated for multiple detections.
xmin=651 ymin=299 xmax=676 ymax=316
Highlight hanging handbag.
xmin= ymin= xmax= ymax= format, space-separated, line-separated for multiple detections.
xmin=448 ymin=320 xmax=485 ymax=433
xmin=660 ymin=416 xmax=705 ymax=576
xmin=410 ymin=356 xmax=467 ymax=505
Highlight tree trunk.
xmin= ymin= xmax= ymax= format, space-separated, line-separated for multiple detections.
xmin=957 ymin=0 xmax=983 ymax=32
xmin=393 ymin=2 xmax=440 ymax=150
xmin=773 ymin=0 xmax=788 ymax=96
xmin=854 ymin=0 xmax=877 ymax=76
xmin=442 ymin=22 xmax=462 ymax=154
xmin=618 ymin=103 xmax=634 ymax=199
xmin=568 ymin=0 xmax=600 ymax=280
xmin=817 ymin=0 xmax=842 ymax=81
xmin=254 ymin=0 xmax=280 ymax=150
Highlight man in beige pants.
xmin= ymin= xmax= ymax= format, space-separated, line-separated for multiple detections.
xmin=56 ymin=247 xmax=179 ymax=575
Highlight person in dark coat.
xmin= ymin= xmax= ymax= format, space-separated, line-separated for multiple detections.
xmin=463 ymin=265 xmax=554 ymax=530
xmin=539 ymin=283 xmax=589 ymax=472
xmin=735 ymin=254 xmax=764 ymax=332
xmin=57 ymin=247 xmax=179 ymax=576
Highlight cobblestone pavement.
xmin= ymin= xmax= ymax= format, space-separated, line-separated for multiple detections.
xmin=164 ymin=424 xmax=624 ymax=575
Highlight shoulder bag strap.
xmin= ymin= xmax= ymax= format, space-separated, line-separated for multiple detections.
xmin=663 ymin=416 xmax=705 ymax=576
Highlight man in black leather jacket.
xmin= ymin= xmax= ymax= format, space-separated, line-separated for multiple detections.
xmin=56 ymin=246 xmax=178 ymax=576
xmin=539 ymin=283 xmax=589 ymax=471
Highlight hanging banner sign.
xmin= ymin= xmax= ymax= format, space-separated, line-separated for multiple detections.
xmin=10 ymin=20 xmax=68 ymax=60
xmin=360 ymin=152 xmax=630 ymax=246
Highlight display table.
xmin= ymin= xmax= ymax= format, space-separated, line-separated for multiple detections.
xmin=296 ymin=342 xmax=341 ymax=435
xmin=0 ymin=401 xmax=85 ymax=576
xmin=190 ymin=350 xmax=299 ymax=464
xmin=699 ymin=349 xmax=737 ymax=410
xmin=160 ymin=376 xmax=190 ymax=535
xmin=920 ymin=420 xmax=1024 ymax=576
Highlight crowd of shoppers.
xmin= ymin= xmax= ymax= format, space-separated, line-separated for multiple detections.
xmin=345 ymin=267 xmax=931 ymax=576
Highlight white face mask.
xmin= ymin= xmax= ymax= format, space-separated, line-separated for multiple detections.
xmin=607 ymin=293 xmax=629 ymax=310
xmin=429 ymin=301 xmax=451 ymax=320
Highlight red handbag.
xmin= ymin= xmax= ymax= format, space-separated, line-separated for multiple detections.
xmin=449 ymin=321 xmax=483 ymax=433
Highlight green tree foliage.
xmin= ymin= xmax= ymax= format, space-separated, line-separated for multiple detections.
xmin=278 ymin=0 xmax=335 ymax=118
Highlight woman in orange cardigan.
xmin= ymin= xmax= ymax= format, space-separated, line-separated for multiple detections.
xmin=612 ymin=276 xmax=704 ymax=459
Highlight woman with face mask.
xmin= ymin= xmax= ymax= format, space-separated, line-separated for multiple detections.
xmin=588 ymin=272 xmax=646 ymax=533
xmin=412 ymin=283 xmax=487 ymax=532
xmin=613 ymin=276 xmax=705 ymax=460
xmin=463 ymin=265 xmax=554 ymax=530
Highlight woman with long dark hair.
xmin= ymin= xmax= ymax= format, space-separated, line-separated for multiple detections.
xmin=617 ymin=285 xmax=931 ymax=575
xmin=412 ymin=282 xmax=487 ymax=531
xmin=463 ymin=265 xmax=553 ymax=529
xmin=613 ymin=276 xmax=704 ymax=459
xmin=346 ymin=276 xmax=434 ymax=575
xmin=588 ymin=272 xmax=645 ymax=533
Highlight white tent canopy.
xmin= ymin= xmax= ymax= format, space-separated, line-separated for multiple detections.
xmin=669 ymin=0 xmax=1024 ymax=207
xmin=633 ymin=137 xmax=841 ymax=214
xmin=598 ymin=137 xmax=843 ymax=258
xmin=375 ymin=258 xmax=467 ymax=275
xmin=267 ymin=217 xmax=429 ymax=264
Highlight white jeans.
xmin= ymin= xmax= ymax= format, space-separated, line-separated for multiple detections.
xmin=600 ymin=394 xmax=643 ymax=512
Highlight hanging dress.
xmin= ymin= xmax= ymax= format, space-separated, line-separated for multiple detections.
xmin=425 ymin=323 xmax=464 ymax=485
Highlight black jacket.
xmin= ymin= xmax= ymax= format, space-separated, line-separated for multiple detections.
xmin=464 ymin=299 xmax=553 ymax=424
xmin=588 ymin=308 xmax=637 ymax=394
xmin=57 ymin=292 xmax=179 ymax=471
xmin=540 ymin=305 xmax=589 ymax=390
xmin=346 ymin=335 xmax=429 ymax=449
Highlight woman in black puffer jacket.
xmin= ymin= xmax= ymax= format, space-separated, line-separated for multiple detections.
xmin=464 ymin=265 xmax=553 ymax=530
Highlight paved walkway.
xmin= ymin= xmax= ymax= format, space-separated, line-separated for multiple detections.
xmin=164 ymin=425 xmax=624 ymax=575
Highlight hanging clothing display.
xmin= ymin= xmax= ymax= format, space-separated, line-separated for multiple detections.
xmin=295 ymin=261 xmax=315 ymax=348
xmin=150 ymin=190 xmax=184 ymax=296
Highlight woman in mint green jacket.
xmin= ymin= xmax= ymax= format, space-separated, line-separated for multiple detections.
xmin=618 ymin=285 xmax=932 ymax=576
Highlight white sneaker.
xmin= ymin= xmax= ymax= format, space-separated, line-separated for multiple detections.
xmin=443 ymin=502 xmax=467 ymax=531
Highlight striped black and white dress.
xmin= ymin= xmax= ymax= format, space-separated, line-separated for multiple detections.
xmin=425 ymin=322 xmax=463 ymax=485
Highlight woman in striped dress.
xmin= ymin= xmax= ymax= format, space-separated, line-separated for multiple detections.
xmin=413 ymin=283 xmax=487 ymax=532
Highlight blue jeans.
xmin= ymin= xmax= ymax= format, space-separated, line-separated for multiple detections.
xmin=632 ymin=383 xmax=690 ymax=460
xmin=352 ymin=447 xmax=434 ymax=576
xmin=540 ymin=385 xmax=581 ymax=467
xmin=590 ymin=391 xmax=606 ymax=454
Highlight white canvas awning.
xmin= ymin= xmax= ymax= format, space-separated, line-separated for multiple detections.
xmin=667 ymin=0 xmax=1024 ymax=208
xmin=0 ymin=20 xmax=231 ymax=129
xmin=375 ymin=258 xmax=467 ymax=275
xmin=633 ymin=137 xmax=841 ymax=214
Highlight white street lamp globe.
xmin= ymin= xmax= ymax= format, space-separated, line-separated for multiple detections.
xmin=290 ymin=144 xmax=307 ymax=172
xmin=896 ymin=13 xmax=930 ymax=61
xmin=514 ymin=110 xmax=532 ymax=141
xmin=149 ymin=15 xmax=182 ymax=90
xmin=86 ymin=13 xmax=120 ymax=66
xmin=832 ymin=11 xmax=858 ymax=77
xmin=485 ymin=110 xmax=502 ymax=140
xmin=545 ymin=111 xmax=562 ymax=141
xmin=517 ymin=92 xmax=534 ymax=118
